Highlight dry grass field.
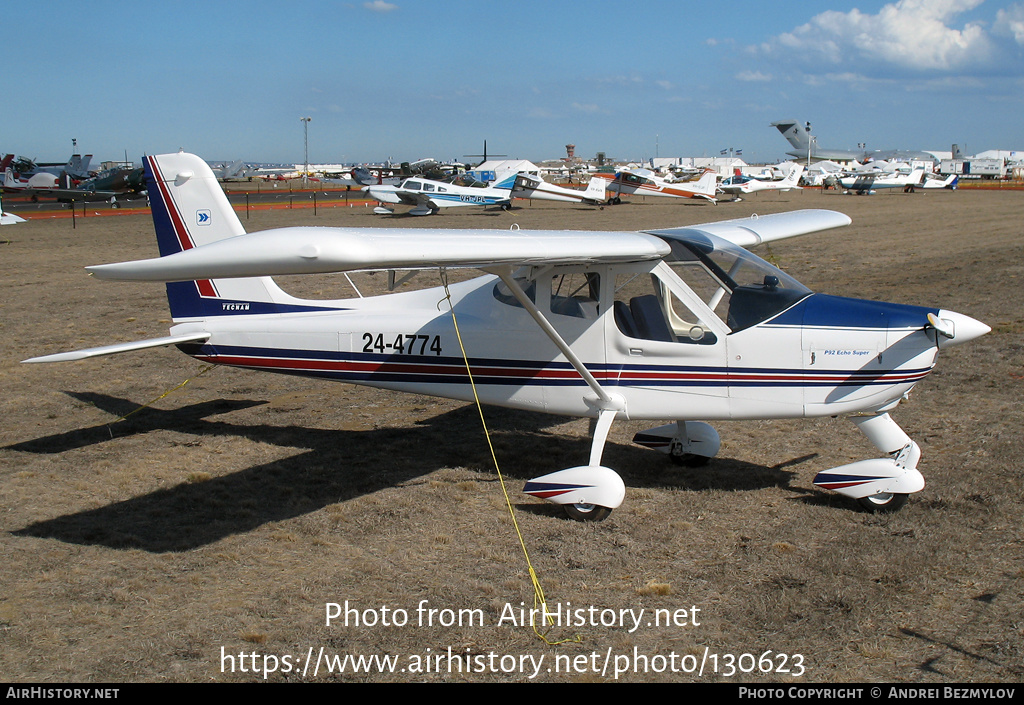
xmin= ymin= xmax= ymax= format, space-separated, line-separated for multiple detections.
xmin=1 ymin=187 xmax=1021 ymax=682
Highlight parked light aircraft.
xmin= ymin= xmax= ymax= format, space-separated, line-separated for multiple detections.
xmin=719 ymin=163 xmax=804 ymax=200
xmin=6 ymin=152 xmax=94 ymax=181
xmin=24 ymin=153 xmax=989 ymax=521
xmin=0 ymin=193 xmax=26 ymax=224
xmin=366 ymin=173 xmax=517 ymax=215
xmin=839 ymin=168 xmax=925 ymax=195
xmin=510 ymin=173 xmax=608 ymax=205
xmin=591 ymin=167 xmax=718 ymax=204
xmin=3 ymin=163 xmax=145 ymax=204
xmin=921 ymin=173 xmax=958 ymax=190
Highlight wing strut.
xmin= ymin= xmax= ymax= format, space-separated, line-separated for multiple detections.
xmin=489 ymin=266 xmax=623 ymax=413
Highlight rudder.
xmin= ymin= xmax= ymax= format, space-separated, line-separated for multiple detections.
xmin=146 ymin=152 xmax=322 ymax=321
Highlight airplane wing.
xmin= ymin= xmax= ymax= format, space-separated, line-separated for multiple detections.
xmin=646 ymin=209 xmax=851 ymax=248
xmin=2 ymin=185 xmax=122 ymax=201
xmin=85 ymin=210 xmax=850 ymax=282
xmin=87 ymin=228 xmax=672 ymax=281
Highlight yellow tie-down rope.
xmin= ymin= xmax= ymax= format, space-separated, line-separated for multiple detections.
xmin=439 ymin=270 xmax=580 ymax=646
xmin=109 ymin=363 xmax=217 ymax=427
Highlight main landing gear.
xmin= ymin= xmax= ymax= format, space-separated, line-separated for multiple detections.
xmin=524 ymin=418 xmax=722 ymax=522
xmin=526 ymin=411 xmax=923 ymax=520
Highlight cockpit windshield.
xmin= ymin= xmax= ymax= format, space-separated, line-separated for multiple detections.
xmin=656 ymin=231 xmax=812 ymax=332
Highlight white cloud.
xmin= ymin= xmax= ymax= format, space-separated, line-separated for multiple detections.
xmin=571 ymin=102 xmax=606 ymax=114
xmin=736 ymin=70 xmax=772 ymax=82
xmin=364 ymin=1 xmax=397 ymax=12
xmin=995 ymin=3 xmax=1024 ymax=44
xmin=766 ymin=0 xmax=994 ymax=72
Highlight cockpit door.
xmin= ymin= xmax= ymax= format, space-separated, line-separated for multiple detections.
xmin=605 ymin=262 xmax=731 ymax=420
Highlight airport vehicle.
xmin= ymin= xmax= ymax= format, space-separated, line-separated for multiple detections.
xmin=719 ymin=163 xmax=804 ymax=199
xmin=25 ymin=152 xmax=989 ymax=521
xmin=839 ymin=168 xmax=926 ymax=195
xmin=590 ymin=167 xmax=718 ymax=204
xmin=366 ymin=173 xmax=516 ymax=215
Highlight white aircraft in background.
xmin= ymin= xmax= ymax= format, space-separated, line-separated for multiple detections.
xmin=510 ymin=173 xmax=608 ymax=205
xmin=366 ymin=173 xmax=516 ymax=215
xmin=921 ymin=173 xmax=958 ymax=190
xmin=839 ymin=168 xmax=926 ymax=195
xmin=719 ymin=163 xmax=804 ymax=200
xmin=24 ymin=152 xmax=989 ymax=521
xmin=590 ymin=167 xmax=718 ymax=205
xmin=0 ymin=194 xmax=26 ymax=224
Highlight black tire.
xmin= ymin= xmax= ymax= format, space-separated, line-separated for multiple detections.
xmin=856 ymin=492 xmax=909 ymax=513
xmin=563 ymin=503 xmax=612 ymax=522
xmin=669 ymin=452 xmax=710 ymax=468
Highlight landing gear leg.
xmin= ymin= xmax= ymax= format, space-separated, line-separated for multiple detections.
xmin=813 ymin=413 xmax=923 ymax=512
xmin=523 ymin=407 xmax=625 ymax=522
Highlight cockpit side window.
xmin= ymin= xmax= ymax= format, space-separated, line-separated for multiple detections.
xmin=613 ymin=270 xmax=718 ymax=345
xmin=665 ymin=239 xmax=811 ymax=333
xmin=550 ymin=272 xmax=600 ymax=319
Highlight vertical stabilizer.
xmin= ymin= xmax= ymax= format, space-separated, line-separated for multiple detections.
xmin=690 ymin=169 xmax=719 ymax=198
xmin=771 ymin=120 xmax=811 ymax=153
xmin=145 ymin=152 xmax=328 ymax=320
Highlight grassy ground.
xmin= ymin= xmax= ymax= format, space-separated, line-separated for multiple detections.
xmin=1 ymin=187 xmax=1021 ymax=682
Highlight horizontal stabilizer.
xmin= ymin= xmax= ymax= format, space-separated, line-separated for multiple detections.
xmin=648 ymin=209 xmax=850 ymax=248
xmin=23 ymin=332 xmax=211 ymax=363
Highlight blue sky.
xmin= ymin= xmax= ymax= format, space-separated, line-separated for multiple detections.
xmin=5 ymin=0 xmax=1022 ymax=165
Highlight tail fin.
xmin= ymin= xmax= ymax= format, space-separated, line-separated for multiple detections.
xmin=690 ymin=169 xmax=718 ymax=197
xmin=65 ymin=154 xmax=92 ymax=179
xmin=782 ymin=163 xmax=805 ymax=186
xmin=145 ymin=152 xmax=329 ymax=321
xmin=492 ymin=172 xmax=518 ymax=190
xmin=584 ymin=176 xmax=607 ymax=202
xmin=0 ymin=154 xmax=13 ymax=172
xmin=771 ymin=120 xmax=810 ymax=152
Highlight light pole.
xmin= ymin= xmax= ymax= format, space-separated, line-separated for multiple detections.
xmin=300 ymin=117 xmax=312 ymax=186
xmin=805 ymin=122 xmax=813 ymax=169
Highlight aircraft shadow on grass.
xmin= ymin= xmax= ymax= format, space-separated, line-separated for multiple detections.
xmin=11 ymin=391 xmax=817 ymax=552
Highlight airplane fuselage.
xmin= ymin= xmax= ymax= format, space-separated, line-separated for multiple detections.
xmin=167 ymin=262 xmax=954 ymax=424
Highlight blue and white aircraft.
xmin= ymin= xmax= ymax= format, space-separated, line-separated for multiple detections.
xmin=25 ymin=153 xmax=989 ymax=521
xmin=366 ymin=173 xmax=517 ymax=215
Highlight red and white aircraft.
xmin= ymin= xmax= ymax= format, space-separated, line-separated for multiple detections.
xmin=25 ymin=153 xmax=988 ymax=520
xmin=590 ymin=167 xmax=718 ymax=205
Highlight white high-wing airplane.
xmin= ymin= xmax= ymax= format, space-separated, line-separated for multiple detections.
xmin=0 ymin=193 xmax=26 ymax=224
xmin=590 ymin=167 xmax=718 ymax=205
xmin=25 ymin=153 xmax=989 ymax=521
xmin=366 ymin=173 xmax=516 ymax=215
xmin=839 ymin=168 xmax=926 ymax=195
xmin=719 ymin=163 xmax=805 ymax=199
xmin=510 ymin=173 xmax=608 ymax=205
xmin=921 ymin=173 xmax=958 ymax=190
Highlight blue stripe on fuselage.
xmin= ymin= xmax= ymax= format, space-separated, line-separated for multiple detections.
xmin=768 ymin=293 xmax=938 ymax=330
